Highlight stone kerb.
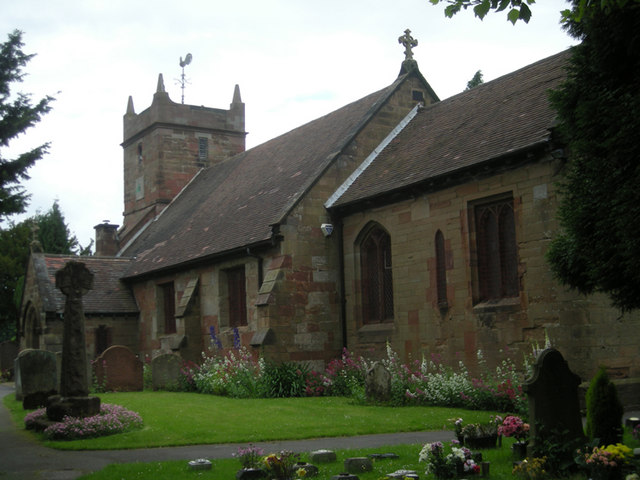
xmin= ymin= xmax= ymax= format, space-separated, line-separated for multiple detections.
xmin=94 ymin=345 xmax=143 ymax=392
xmin=14 ymin=349 xmax=58 ymax=408
xmin=151 ymin=353 xmax=182 ymax=390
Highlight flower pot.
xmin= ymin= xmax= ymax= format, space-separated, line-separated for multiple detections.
xmin=463 ymin=434 xmax=498 ymax=449
xmin=236 ymin=468 xmax=266 ymax=480
xmin=512 ymin=442 xmax=528 ymax=460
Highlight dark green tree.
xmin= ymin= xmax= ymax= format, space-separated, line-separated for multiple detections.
xmin=428 ymin=0 xmax=535 ymax=24
xmin=465 ymin=70 xmax=484 ymax=90
xmin=546 ymin=1 xmax=640 ymax=311
xmin=0 ymin=201 xmax=87 ymax=341
xmin=428 ymin=0 xmax=637 ymax=24
xmin=585 ymin=367 xmax=623 ymax=445
xmin=33 ymin=200 xmax=79 ymax=254
xmin=0 ymin=221 xmax=31 ymax=341
xmin=0 ymin=30 xmax=54 ymax=222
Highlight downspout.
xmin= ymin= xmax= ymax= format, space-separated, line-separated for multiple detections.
xmin=336 ymin=217 xmax=348 ymax=350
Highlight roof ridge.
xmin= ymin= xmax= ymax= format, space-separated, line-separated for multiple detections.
xmin=325 ymin=103 xmax=423 ymax=209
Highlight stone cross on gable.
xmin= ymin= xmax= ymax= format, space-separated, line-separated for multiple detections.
xmin=398 ymin=29 xmax=418 ymax=61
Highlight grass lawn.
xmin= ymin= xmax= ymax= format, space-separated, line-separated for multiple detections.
xmin=3 ymin=391 xmax=500 ymax=450
xmin=5 ymin=391 xmax=639 ymax=480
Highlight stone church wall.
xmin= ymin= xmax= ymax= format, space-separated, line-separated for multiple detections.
xmin=341 ymin=155 xmax=640 ymax=382
xmin=133 ymin=256 xmax=264 ymax=363
xmin=250 ymin=75 xmax=437 ymax=370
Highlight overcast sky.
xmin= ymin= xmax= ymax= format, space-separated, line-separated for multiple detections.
xmin=2 ymin=0 xmax=575 ymax=249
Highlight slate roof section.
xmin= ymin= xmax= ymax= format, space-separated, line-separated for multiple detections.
xmin=328 ymin=50 xmax=571 ymax=209
xmin=32 ymin=254 xmax=138 ymax=315
xmin=121 ymin=70 xmax=433 ymax=279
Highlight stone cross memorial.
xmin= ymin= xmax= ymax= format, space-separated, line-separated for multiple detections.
xmin=47 ymin=261 xmax=101 ymax=421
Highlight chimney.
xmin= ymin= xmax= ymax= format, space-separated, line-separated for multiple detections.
xmin=94 ymin=221 xmax=120 ymax=256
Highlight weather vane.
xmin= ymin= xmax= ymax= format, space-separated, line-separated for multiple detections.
xmin=178 ymin=53 xmax=192 ymax=104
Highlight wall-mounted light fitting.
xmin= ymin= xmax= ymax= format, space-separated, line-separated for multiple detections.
xmin=321 ymin=223 xmax=334 ymax=237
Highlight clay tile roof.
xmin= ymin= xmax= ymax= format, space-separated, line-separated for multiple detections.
xmin=329 ymin=49 xmax=571 ymax=209
xmin=34 ymin=254 xmax=138 ymax=314
xmin=122 ymin=74 xmax=416 ymax=279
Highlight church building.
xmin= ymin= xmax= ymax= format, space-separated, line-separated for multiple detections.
xmin=19 ymin=31 xmax=640 ymax=388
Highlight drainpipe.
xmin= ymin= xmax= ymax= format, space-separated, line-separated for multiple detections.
xmin=336 ymin=217 xmax=348 ymax=350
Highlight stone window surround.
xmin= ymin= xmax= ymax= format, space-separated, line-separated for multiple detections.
xmin=468 ymin=192 xmax=520 ymax=309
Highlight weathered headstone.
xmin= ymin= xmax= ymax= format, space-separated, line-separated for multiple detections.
xmin=523 ymin=348 xmax=585 ymax=454
xmin=365 ymin=362 xmax=391 ymax=403
xmin=14 ymin=349 xmax=57 ymax=408
xmin=310 ymin=449 xmax=337 ymax=463
xmin=344 ymin=457 xmax=373 ymax=474
xmin=47 ymin=261 xmax=101 ymax=421
xmin=151 ymin=353 xmax=182 ymax=390
xmin=94 ymin=345 xmax=143 ymax=391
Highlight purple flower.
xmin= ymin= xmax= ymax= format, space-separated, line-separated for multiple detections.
xmin=233 ymin=327 xmax=241 ymax=349
xmin=209 ymin=325 xmax=223 ymax=349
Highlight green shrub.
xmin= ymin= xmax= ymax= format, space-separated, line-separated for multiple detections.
xmin=260 ymin=361 xmax=310 ymax=398
xmin=530 ymin=424 xmax=583 ymax=477
xmin=585 ymin=367 xmax=623 ymax=446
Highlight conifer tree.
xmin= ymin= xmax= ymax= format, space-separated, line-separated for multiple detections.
xmin=546 ymin=1 xmax=640 ymax=311
xmin=0 ymin=30 xmax=54 ymax=222
xmin=33 ymin=200 xmax=79 ymax=254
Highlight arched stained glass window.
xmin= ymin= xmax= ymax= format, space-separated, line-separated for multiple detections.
xmin=360 ymin=225 xmax=394 ymax=323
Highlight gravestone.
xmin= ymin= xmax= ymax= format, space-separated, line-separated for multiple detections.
xmin=365 ymin=362 xmax=391 ymax=403
xmin=14 ymin=349 xmax=57 ymax=408
xmin=47 ymin=261 xmax=101 ymax=421
xmin=94 ymin=345 xmax=143 ymax=391
xmin=310 ymin=449 xmax=337 ymax=463
xmin=151 ymin=353 xmax=182 ymax=390
xmin=344 ymin=457 xmax=373 ymax=474
xmin=523 ymin=348 xmax=585 ymax=454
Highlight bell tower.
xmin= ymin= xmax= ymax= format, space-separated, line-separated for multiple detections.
xmin=120 ymin=74 xmax=246 ymax=247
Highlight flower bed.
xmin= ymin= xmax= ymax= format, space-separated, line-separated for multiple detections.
xmin=24 ymin=403 xmax=143 ymax=440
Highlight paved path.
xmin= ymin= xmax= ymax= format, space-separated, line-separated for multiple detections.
xmin=0 ymin=384 xmax=454 ymax=479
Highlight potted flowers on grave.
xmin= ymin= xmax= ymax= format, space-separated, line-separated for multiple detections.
xmin=498 ymin=415 xmax=530 ymax=460
xmin=262 ymin=450 xmax=304 ymax=480
xmin=459 ymin=416 xmax=502 ymax=449
xmin=450 ymin=418 xmax=464 ymax=444
xmin=578 ymin=443 xmax=633 ymax=480
xmin=234 ymin=444 xmax=266 ymax=480
xmin=419 ymin=440 xmax=481 ymax=479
